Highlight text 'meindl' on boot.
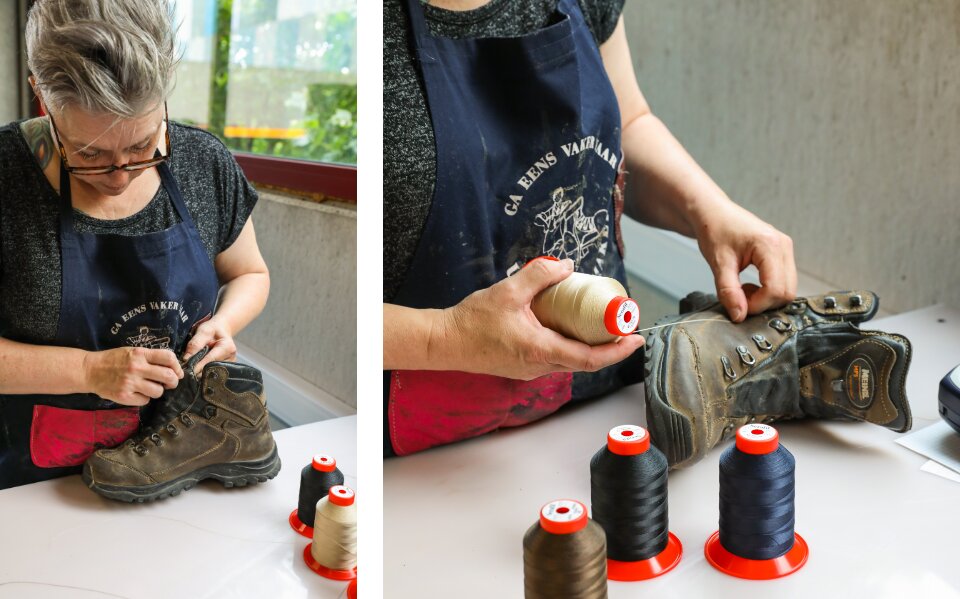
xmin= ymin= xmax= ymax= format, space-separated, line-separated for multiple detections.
xmin=82 ymin=349 xmax=282 ymax=502
xmin=643 ymin=290 xmax=912 ymax=469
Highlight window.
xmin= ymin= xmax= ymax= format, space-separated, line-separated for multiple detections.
xmin=169 ymin=0 xmax=357 ymax=199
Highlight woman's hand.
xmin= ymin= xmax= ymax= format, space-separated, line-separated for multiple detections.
xmin=693 ymin=201 xmax=797 ymax=322
xmin=182 ymin=316 xmax=238 ymax=373
xmin=82 ymin=347 xmax=184 ymax=406
xmin=434 ymin=258 xmax=645 ymax=380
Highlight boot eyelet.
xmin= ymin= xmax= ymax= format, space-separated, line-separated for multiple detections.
xmin=736 ymin=345 xmax=756 ymax=366
xmin=166 ymin=424 xmax=180 ymax=437
xmin=134 ymin=444 xmax=148 ymax=457
xmin=721 ymin=356 xmax=737 ymax=380
xmin=203 ymin=405 xmax=217 ymax=419
xmin=752 ymin=334 xmax=773 ymax=351
xmin=785 ymin=301 xmax=805 ymax=314
xmin=180 ymin=413 xmax=195 ymax=427
xmin=850 ymin=294 xmax=863 ymax=307
xmin=824 ymin=296 xmax=837 ymax=309
xmin=769 ymin=319 xmax=793 ymax=333
xmin=150 ymin=433 xmax=164 ymax=447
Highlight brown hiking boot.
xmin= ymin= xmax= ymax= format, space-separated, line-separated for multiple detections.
xmin=82 ymin=351 xmax=281 ymax=502
xmin=644 ymin=290 xmax=912 ymax=469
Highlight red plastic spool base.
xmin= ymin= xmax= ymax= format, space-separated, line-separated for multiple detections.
xmin=347 ymin=579 xmax=357 ymax=599
xmin=608 ymin=531 xmax=683 ymax=581
xmin=704 ymin=530 xmax=808 ymax=580
xmin=303 ymin=544 xmax=358 ymax=580
xmin=289 ymin=509 xmax=314 ymax=538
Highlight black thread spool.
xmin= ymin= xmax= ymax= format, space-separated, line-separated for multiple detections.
xmin=590 ymin=425 xmax=683 ymax=581
xmin=289 ymin=454 xmax=344 ymax=537
xmin=704 ymin=424 xmax=809 ymax=579
xmin=523 ymin=499 xmax=608 ymax=599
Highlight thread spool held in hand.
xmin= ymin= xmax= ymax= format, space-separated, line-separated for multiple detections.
xmin=704 ymin=424 xmax=809 ymax=580
xmin=290 ymin=454 xmax=345 ymax=537
xmin=304 ymin=484 xmax=358 ymax=580
xmin=523 ymin=499 xmax=608 ymax=599
xmin=527 ymin=258 xmax=639 ymax=345
xmin=590 ymin=425 xmax=682 ymax=581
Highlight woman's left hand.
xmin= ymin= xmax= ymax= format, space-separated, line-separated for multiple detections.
xmin=694 ymin=201 xmax=797 ymax=323
xmin=182 ymin=316 xmax=238 ymax=373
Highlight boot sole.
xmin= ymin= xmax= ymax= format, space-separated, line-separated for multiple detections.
xmin=81 ymin=445 xmax=282 ymax=503
xmin=644 ymin=323 xmax=695 ymax=468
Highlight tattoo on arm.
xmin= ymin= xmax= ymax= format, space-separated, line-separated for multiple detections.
xmin=20 ymin=118 xmax=54 ymax=170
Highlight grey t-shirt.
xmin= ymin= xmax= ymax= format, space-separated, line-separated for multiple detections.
xmin=383 ymin=0 xmax=626 ymax=301
xmin=0 ymin=120 xmax=258 ymax=345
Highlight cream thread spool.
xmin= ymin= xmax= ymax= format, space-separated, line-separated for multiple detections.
xmin=532 ymin=272 xmax=639 ymax=345
xmin=303 ymin=484 xmax=358 ymax=580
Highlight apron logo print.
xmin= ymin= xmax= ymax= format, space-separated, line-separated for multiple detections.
xmin=534 ymin=186 xmax=610 ymax=272
xmin=109 ymin=300 xmax=191 ymax=336
xmin=125 ymin=326 xmax=171 ymax=349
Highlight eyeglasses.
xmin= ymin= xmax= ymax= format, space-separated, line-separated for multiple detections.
xmin=48 ymin=102 xmax=171 ymax=176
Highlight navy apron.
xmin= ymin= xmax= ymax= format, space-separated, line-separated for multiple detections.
xmin=0 ymin=155 xmax=219 ymax=489
xmin=386 ymin=0 xmax=642 ymax=456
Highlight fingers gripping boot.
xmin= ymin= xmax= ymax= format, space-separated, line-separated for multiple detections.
xmin=644 ymin=290 xmax=912 ymax=469
xmin=82 ymin=358 xmax=281 ymax=502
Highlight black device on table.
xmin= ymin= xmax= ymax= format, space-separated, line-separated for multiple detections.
xmin=939 ymin=364 xmax=960 ymax=434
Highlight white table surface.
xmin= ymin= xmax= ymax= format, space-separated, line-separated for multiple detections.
xmin=384 ymin=305 xmax=960 ymax=598
xmin=0 ymin=416 xmax=357 ymax=599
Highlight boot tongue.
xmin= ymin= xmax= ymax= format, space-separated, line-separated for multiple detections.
xmin=137 ymin=348 xmax=208 ymax=438
xmin=798 ymin=331 xmax=912 ymax=432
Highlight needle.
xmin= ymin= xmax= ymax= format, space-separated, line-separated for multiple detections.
xmin=632 ymin=318 xmax=726 ymax=334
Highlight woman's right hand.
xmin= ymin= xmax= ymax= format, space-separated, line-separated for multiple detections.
xmin=81 ymin=347 xmax=184 ymax=406
xmin=435 ymin=258 xmax=645 ymax=380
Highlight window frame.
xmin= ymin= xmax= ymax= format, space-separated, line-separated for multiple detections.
xmin=233 ymin=154 xmax=357 ymax=203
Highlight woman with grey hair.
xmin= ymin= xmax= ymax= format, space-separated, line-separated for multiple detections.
xmin=0 ymin=0 xmax=270 ymax=489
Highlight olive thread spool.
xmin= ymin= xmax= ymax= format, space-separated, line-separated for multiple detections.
xmin=590 ymin=425 xmax=683 ymax=581
xmin=523 ymin=499 xmax=607 ymax=599
xmin=290 ymin=454 xmax=345 ymax=537
xmin=528 ymin=264 xmax=639 ymax=346
xmin=304 ymin=485 xmax=358 ymax=580
xmin=704 ymin=424 xmax=809 ymax=580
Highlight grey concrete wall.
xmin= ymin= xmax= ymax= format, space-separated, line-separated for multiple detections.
xmin=624 ymin=1 xmax=960 ymax=313
xmin=237 ymin=191 xmax=357 ymax=408
xmin=0 ymin=1 xmax=20 ymax=123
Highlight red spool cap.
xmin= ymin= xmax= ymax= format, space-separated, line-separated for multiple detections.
xmin=347 ymin=579 xmax=357 ymax=599
xmin=704 ymin=531 xmax=809 ymax=580
xmin=288 ymin=509 xmax=314 ymax=538
xmin=608 ymin=532 xmax=683 ymax=581
xmin=606 ymin=425 xmax=650 ymax=456
xmin=539 ymin=499 xmax=587 ymax=535
xmin=603 ymin=297 xmax=640 ymax=336
xmin=312 ymin=454 xmax=337 ymax=472
xmin=303 ymin=544 xmax=358 ymax=581
xmin=735 ymin=424 xmax=779 ymax=455
xmin=328 ymin=485 xmax=355 ymax=507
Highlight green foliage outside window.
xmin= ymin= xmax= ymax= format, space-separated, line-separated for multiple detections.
xmin=202 ymin=0 xmax=357 ymax=166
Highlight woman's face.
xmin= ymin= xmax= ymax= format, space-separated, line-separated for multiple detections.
xmin=50 ymin=104 xmax=166 ymax=197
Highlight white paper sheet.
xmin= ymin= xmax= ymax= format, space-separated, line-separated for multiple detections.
xmin=920 ymin=460 xmax=960 ymax=483
xmin=896 ymin=420 xmax=960 ymax=475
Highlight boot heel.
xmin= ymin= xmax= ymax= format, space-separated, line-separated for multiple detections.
xmin=644 ymin=334 xmax=694 ymax=468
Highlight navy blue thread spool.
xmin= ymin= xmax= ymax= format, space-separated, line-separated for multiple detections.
xmin=290 ymin=454 xmax=345 ymax=537
xmin=590 ymin=425 xmax=682 ymax=580
xmin=704 ymin=424 xmax=809 ymax=579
